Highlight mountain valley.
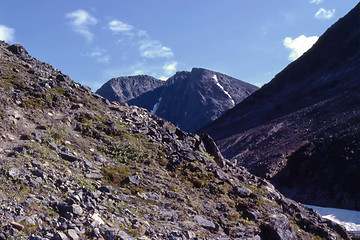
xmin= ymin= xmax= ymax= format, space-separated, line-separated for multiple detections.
xmin=0 ymin=39 xmax=352 ymax=240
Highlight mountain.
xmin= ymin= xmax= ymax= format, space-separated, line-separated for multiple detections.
xmin=0 ymin=41 xmax=351 ymax=239
xmin=96 ymin=75 xmax=165 ymax=103
xmin=200 ymin=3 xmax=360 ymax=210
xmin=128 ymin=68 xmax=258 ymax=132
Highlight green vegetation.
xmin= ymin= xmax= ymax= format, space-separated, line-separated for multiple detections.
xmin=101 ymin=164 xmax=131 ymax=186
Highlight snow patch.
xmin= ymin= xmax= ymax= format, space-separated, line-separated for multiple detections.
xmin=151 ymin=97 xmax=162 ymax=114
xmin=212 ymin=75 xmax=235 ymax=106
xmin=307 ymin=205 xmax=360 ymax=231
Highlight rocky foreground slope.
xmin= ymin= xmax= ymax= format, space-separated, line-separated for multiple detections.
xmin=0 ymin=41 xmax=350 ymax=239
xmin=199 ymin=3 xmax=360 ymax=211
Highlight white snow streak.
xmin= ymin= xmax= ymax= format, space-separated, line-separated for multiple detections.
xmin=151 ymin=97 xmax=162 ymax=114
xmin=212 ymin=75 xmax=235 ymax=106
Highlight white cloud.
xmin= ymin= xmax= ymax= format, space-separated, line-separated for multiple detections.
xmin=108 ymin=20 xmax=133 ymax=33
xmin=66 ymin=9 xmax=98 ymax=42
xmin=86 ymin=48 xmax=110 ymax=63
xmin=163 ymin=61 xmax=177 ymax=76
xmin=138 ymin=30 xmax=148 ymax=37
xmin=133 ymin=69 xmax=144 ymax=75
xmin=139 ymin=40 xmax=174 ymax=58
xmin=283 ymin=35 xmax=319 ymax=61
xmin=0 ymin=25 xmax=15 ymax=42
xmin=315 ymin=8 xmax=335 ymax=19
xmin=96 ymin=55 xmax=110 ymax=63
xmin=309 ymin=0 xmax=323 ymax=4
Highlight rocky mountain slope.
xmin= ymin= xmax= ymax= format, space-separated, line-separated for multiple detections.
xmin=200 ymin=3 xmax=360 ymax=211
xmin=95 ymin=75 xmax=165 ymax=103
xmin=0 ymin=41 xmax=351 ymax=239
xmin=127 ymin=68 xmax=258 ymax=132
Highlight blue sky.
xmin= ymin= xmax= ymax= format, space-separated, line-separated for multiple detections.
xmin=0 ymin=1 xmax=358 ymax=90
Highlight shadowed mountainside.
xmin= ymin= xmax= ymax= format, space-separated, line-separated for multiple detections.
xmin=128 ymin=68 xmax=258 ymax=132
xmin=199 ymin=3 xmax=360 ymax=211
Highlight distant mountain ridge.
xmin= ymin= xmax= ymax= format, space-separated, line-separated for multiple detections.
xmin=97 ymin=68 xmax=258 ymax=132
xmin=96 ymin=75 xmax=165 ymax=103
xmin=200 ymin=3 xmax=360 ymax=210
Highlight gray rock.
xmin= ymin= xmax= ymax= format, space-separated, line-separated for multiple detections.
xmin=7 ymin=44 xmax=29 ymax=56
xmin=5 ymin=109 xmax=21 ymax=119
xmin=105 ymin=229 xmax=135 ymax=240
xmin=56 ymin=74 xmax=66 ymax=82
xmin=67 ymin=229 xmax=79 ymax=240
xmin=95 ymin=156 xmax=107 ymax=163
xmin=92 ymin=227 xmax=102 ymax=238
xmin=31 ymin=168 xmax=45 ymax=178
xmin=9 ymin=221 xmax=24 ymax=231
xmin=194 ymin=215 xmax=218 ymax=231
xmin=82 ymin=159 xmax=93 ymax=169
xmin=124 ymin=174 xmax=140 ymax=186
xmin=25 ymin=216 xmax=36 ymax=226
xmin=85 ymin=172 xmax=102 ymax=180
xmin=71 ymin=204 xmax=83 ymax=215
xmin=71 ymin=103 xmax=83 ymax=110
xmin=55 ymin=202 xmax=72 ymax=217
xmin=214 ymin=168 xmax=229 ymax=181
xmin=53 ymin=231 xmax=69 ymax=240
xmin=48 ymin=141 xmax=58 ymax=150
xmin=233 ymin=186 xmax=252 ymax=197
xmin=98 ymin=186 xmax=110 ymax=193
xmin=59 ymin=152 xmax=81 ymax=162
xmin=8 ymin=167 xmax=20 ymax=179
xmin=260 ymin=214 xmax=297 ymax=240
xmin=244 ymin=237 xmax=261 ymax=240
xmin=31 ymin=131 xmax=42 ymax=142
xmin=13 ymin=146 xmax=26 ymax=154
xmin=29 ymin=235 xmax=48 ymax=240
xmin=103 ymin=119 xmax=116 ymax=128
xmin=183 ymin=231 xmax=196 ymax=239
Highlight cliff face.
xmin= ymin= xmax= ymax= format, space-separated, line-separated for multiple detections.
xmin=200 ymin=3 xmax=360 ymax=210
xmin=129 ymin=68 xmax=258 ymax=132
xmin=0 ymin=41 xmax=349 ymax=239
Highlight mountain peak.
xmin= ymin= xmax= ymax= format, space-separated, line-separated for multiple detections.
xmin=125 ymin=68 xmax=259 ymax=132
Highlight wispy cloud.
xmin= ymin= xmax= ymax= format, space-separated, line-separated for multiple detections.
xmin=108 ymin=19 xmax=175 ymax=59
xmin=0 ymin=25 xmax=15 ymax=42
xmin=86 ymin=48 xmax=110 ymax=63
xmin=139 ymin=40 xmax=174 ymax=58
xmin=283 ymin=35 xmax=319 ymax=61
xmin=163 ymin=61 xmax=177 ymax=76
xmin=309 ymin=0 xmax=323 ymax=4
xmin=108 ymin=20 xmax=133 ymax=33
xmin=66 ymin=9 xmax=98 ymax=42
xmin=315 ymin=8 xmax=335 ymax=19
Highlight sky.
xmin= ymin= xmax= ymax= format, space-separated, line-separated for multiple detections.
xmin=0 ymin=1 xmax=358 ymax=90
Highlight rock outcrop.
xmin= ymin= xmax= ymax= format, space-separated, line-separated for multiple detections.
xmin=199 ymin=3 xmax=360 ymax=211
xmin=0 ymin=40 xmax=351 ymax=239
